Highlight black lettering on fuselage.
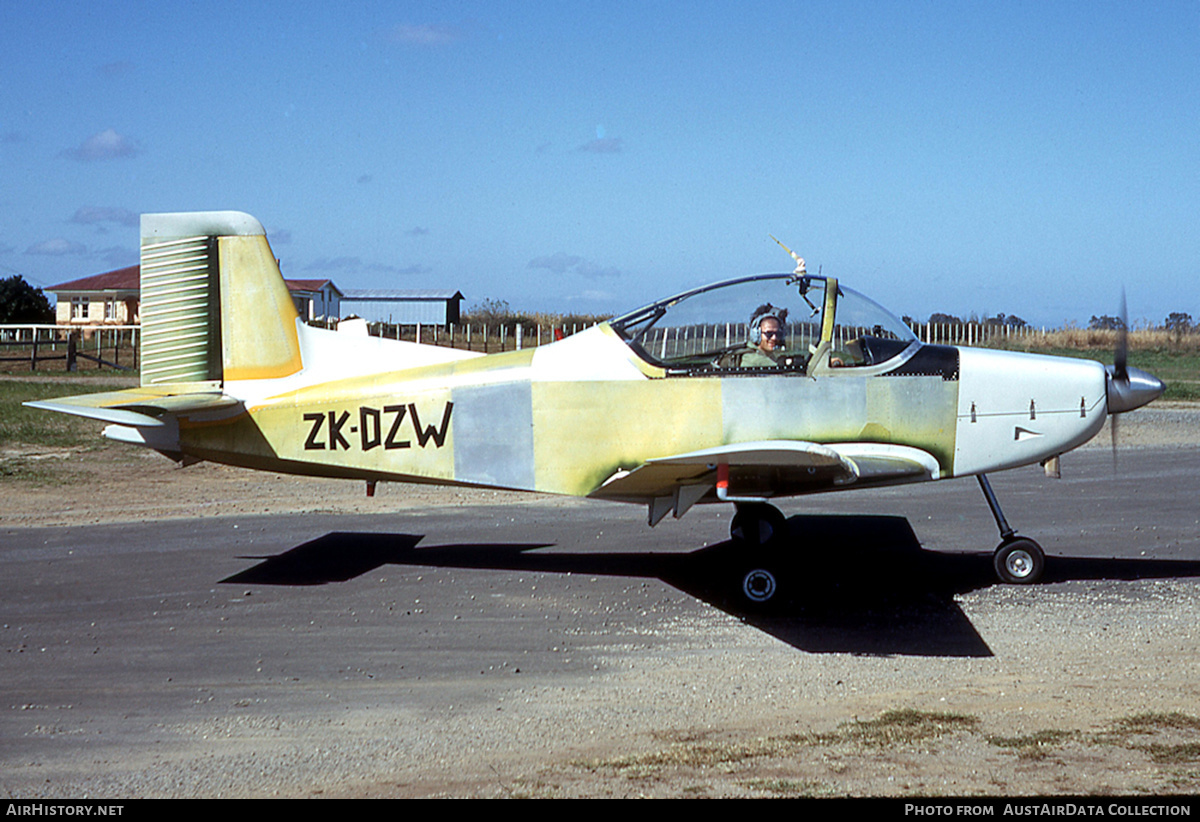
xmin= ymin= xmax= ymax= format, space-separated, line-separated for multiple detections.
xmin=301 ymin=402 xmax=452 ymax=452
xmin=360 ymin=407 xmax=381 ymax=450
xmin=410 ymin=402 xmax=453 ymax=448
xmin=303 ymin=413 xmax=326 ymax=450
xmin=383 ymin=404 xmax=411 ymax=449
xmin=328 ymin=410 xmax=351 ymax=450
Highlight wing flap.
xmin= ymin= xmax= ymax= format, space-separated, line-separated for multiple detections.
xmin=591 ymin=440 xmax=941 ymax=507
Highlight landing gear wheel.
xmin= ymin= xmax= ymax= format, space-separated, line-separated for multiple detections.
xmin=993 ymin=538 xmax=1045 ymax=584
xmin=730 ymin=503 xmax=787 ymax=547
xmin=741 ymin=566 xmax=779 ymax=605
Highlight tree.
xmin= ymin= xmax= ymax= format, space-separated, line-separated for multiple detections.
xmin=1165 ymin=312 xmax=1194 ymax=334
xmin=982 ymin=312 xmax=1027 ymax=328
xmin=1088 ymin=314 xmax=1125 ymax=331
xmin=928 ymin=312 xmax=962 ymax=325
xmin=0 ymin=275 xmax=54 ymax=323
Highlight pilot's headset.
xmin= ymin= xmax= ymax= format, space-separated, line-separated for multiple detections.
xmin=749 ymin=304 xmax=789 ymax=345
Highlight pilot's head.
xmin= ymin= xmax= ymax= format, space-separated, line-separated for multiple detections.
xmin=750 ymin=305 xmax=788 ymax=352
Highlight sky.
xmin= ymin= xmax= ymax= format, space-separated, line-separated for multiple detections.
xmin=1 ymin=1 xmax=1197 ymax=327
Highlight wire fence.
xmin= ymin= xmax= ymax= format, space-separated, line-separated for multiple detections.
xmin=2 ymin=320 xmax=1194 ymax=373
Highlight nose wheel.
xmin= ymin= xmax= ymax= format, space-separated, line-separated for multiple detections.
xmin=993 ymin=537 xmax=1045 ymax=584
xmin=978 ymin=475 xmax=1046 ymax=584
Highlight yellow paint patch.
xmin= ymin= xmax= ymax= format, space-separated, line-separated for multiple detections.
xmin=218 ymin=235 xmax=303 ymax=381
xmin=531 ymin=379 xmax=723 ymax=496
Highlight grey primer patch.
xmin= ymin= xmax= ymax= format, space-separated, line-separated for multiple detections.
xmin=452 ymin=382 xmax=536 ymax=490
xmin=722 ymin=375 xmax=869 ymax=443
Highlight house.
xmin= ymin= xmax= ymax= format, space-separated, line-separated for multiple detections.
xmin=48 ymin=265 xmax=140 ymax=326
xmin=283 ymin=279 xmax=342 ymax=322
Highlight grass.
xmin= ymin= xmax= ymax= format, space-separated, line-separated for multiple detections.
xmin=0 ymin=377 xmax=130 ymax=449
xmin=986 ymin=729 xmax=1079 ymax=760
xmin=987 ymin=332 xmax=1200 ymax=402
xmin=829 ymin=708 xmax=980 ymax=747
xmin=566 ymin=709 xmax=1200 ymax=796
xmin=577 ymin=709 xmax=981 ymax=777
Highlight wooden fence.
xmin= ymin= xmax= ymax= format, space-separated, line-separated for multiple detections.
xmin=0 ymin=325 xmax=138 ymax=372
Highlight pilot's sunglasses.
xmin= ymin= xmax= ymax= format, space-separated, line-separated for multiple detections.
xmin=762 ymin=331 xmax=781 ymax=339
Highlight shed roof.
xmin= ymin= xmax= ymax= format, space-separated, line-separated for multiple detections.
xmin=283 ymin=278 xmax=343 ymax=297
xmin=341 ymin=289 xmax=464 ymax=301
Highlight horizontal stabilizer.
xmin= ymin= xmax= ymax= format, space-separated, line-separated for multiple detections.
xmin=24 ymin=385 xmax=239 ymax=428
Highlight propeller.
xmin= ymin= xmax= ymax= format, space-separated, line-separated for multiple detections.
xmin=1111 ymin=289 xmax=1127 ymax=465
xmin=1103 ymin=287 xmax=1165 ymax=469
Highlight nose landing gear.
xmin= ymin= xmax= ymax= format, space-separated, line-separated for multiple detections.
xmin=978 ymin=475 xmax=1046 ymax=584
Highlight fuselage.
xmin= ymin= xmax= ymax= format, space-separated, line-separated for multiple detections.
xmin=167 ymin=322 xmax=1110 ymax=501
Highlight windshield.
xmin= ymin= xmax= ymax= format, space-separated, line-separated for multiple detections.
xmin=610 ymin=274 xmax=916 ymax=373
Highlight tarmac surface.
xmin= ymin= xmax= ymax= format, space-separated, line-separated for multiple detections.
xmin=3 ymin=445 xmax=1200 ymax=797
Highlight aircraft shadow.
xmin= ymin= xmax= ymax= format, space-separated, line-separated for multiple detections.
xmin=220 ymin=515 xmax=1200 ymax=659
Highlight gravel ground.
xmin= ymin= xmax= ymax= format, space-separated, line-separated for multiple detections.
xmin=2 ymin=399 xmax=1199 ymax=797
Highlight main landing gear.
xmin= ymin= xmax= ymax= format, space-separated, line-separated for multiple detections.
xmin=730 ymin=502 xmax=789 ymax=609
xmin=978 ymin=474 xmax=1045 ymax=584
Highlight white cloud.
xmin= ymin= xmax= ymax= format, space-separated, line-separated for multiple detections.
xmin=369 ymin=262 xmax=430 ymax=275
xmin=529 ymin=252 xmax=620 ymax=278
xmin=305 ymin=256 xmax=363 ymax=272
xmin=97 ymin=246 xmax=137 ymax=267
xmin=61 ymin=129 xmax=142 ymax=161
xmin=386 ymin=23 xmax=463 ymax=46
xmin=96 ymin=61 xmax=134 ymax=78
xmin=529 ymin=252 xmax=582 ymax=275
xmin=26 ymin=238 xmax=88 ymax=256
xmin=579 ymin=137 xmax=623 ymax=154
xmin=71 ymin=206 xmax=138 ymax=227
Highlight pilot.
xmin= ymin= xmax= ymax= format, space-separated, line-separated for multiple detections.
xmin=742 ymin=305 xmax=788 ymax=367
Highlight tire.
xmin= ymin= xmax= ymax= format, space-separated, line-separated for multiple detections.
xmin=730 ymin=503 xmax=787 ymax=546
xmin=993 ymin=538 xmax=1045 ymax=584
xmin=741 ymin=566 xmax=779 ymax=604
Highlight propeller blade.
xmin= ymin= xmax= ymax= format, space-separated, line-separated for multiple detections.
xmin=1114 ymin=288 xmax=1128 ymax=384
xmin=1111 ymin=412 xmax=1119 ymax=471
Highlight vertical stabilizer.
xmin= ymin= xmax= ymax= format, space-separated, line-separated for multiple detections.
xmin=140 ymin=212 xmax=303 ymax=386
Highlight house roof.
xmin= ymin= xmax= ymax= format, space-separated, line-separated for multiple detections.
xmin=48 ymin=265 xmax=139 ymax=293
xmin=283 ymin=278 xmax=343 ymax=297
xmin=48 ymin=267 xmax=342 ymax=298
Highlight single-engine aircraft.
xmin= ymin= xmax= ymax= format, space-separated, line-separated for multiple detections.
xmin=28 ymin=212 xmax=1165 ymax=606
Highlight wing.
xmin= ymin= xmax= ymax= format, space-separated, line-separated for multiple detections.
xmin=590 ymin=440 xmax=941 ymax=525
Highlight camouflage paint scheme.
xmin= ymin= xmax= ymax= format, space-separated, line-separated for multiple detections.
xmin=29 ymin=211 xmax=1120 ymax=525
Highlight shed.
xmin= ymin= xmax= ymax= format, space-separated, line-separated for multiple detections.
xmin=340 ymin=289 xmax=464 ymax=327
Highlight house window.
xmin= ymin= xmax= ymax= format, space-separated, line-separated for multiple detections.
xmin=104 ymin=299 xmax=116 ymax=320
xmin=71 ymin=296 xmax=89 ymax=320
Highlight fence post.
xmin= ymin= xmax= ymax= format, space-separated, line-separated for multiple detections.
xmin=67 ymin=332 xmax=77 ymax=371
